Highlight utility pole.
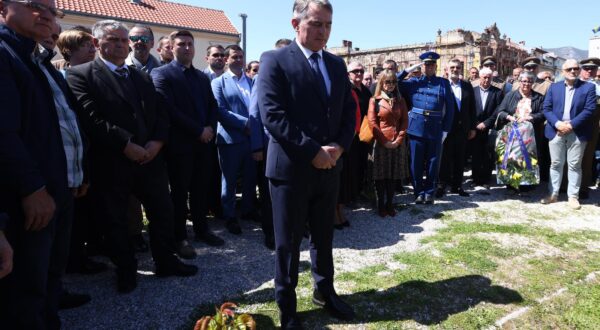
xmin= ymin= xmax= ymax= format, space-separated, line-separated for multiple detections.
xmin=239 ymin=13 xmax=247 ymax=55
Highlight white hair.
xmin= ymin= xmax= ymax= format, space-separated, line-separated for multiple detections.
xmin=293 ymin=0 xmax=332 ymax=21
xmin=92 ymin=20 xmax=129 ymax=39
xmin=479 ymin=67 xmax=493 ymax=76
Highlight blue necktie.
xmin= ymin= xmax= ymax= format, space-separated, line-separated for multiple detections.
xmin=309 ymin=52 xmax=328 ymax=100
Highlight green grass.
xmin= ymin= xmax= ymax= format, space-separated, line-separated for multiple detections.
xmin=183 ymin=209 xmax=600 ymax=329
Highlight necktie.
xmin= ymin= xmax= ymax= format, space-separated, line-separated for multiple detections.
xmin=115 ymin=67 xmax=128 ymax=78
xmin=309 ymin=52 xmax=328 ymax=100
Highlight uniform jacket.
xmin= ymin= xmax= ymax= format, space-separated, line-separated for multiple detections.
xmin=257 ymin=41 xmax=356 ymax=181
xmin=398 ymin=71 xmax=455 ymax=139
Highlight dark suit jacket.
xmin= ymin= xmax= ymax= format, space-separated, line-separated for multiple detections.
xmin=473 ymin=85 xmax=503 ymax=129
xmin=449 ymin=79 xmax=476 ymax=135
xmin=543 ymin=80 xmax=597 ymax=141
xmin=151 ymin=60 xmax=217 ymax=155
xmin=67 ymin=58 xmax=169 ymax=184
xmin=257 ymin=41 xmax=356 ymax=181
xmin=0 ymin=25 xmax=69 ymax=213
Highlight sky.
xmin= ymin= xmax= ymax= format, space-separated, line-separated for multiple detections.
xmin=173 ymin=0 xmax=600 ymax=62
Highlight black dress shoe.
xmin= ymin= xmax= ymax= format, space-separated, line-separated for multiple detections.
xmin=415 ymin=195 xmax=424 ymax=204
xmin=225 ymin=218 xmax=242 ymax=235
xmin=579 ymin=188 xmax=589 ymax=200
xmin=342 ymin=220 xmax=350 ymax=227
xmin=59 ymin=290 xmax=91 ymax=310
xmin=195 ymin=230 xmax=225 ymax=246
xmin=264 ymin=234 xmax=275 ymax=250
xmin=176 ymin=239 xmax=197 ymax=259
xmin=155 ymin=260 xmax=198 ymax=278
xmin=280 ymin=313 xmax=304 ymax=330
xmin=312 ymin=290 xmax=355 ymax=321
xmin=117 ymin=271 xmax=137 ymax=294
xmin=451 ymin=187 xmax=470 ymax=197
xmin=67 ymin=257 xmax=108 ymax=275
xmin=424 ymin=194 xmax=434 ymax=204
xmin=435 ymin=187 xmax=445 ymax=198
xmin=131 ymin=234 xmax=149 ymax=253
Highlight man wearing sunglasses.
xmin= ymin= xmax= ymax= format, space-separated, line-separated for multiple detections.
xmin=0 ymin=0 xmax=79 ymax=328
xmin=541 ymin=59 xmax=597 ymax=210
xmin=125 ymin=24 xmax=161 ymax=74
xmin=203 ymin=44 xmax=226 ymax=81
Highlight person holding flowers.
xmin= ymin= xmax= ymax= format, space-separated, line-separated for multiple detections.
xmin=494 ymin=71 xmax=545 ymax=191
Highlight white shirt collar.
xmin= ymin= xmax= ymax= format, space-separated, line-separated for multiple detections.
xmin=99 ymin=56 xmax=129 ymax=74
xmin=295 ymin=39 xmax=323 ymax=60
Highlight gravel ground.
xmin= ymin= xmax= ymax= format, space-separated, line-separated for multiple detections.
xmin=59 ymin=183 xmax=600 ymax=329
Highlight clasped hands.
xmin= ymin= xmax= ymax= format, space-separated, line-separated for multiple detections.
xmin=123 ymin=140 xmax=164 ymax=165
xmin=311 ymin=143 xmax=343 ymax=169
xmin=556 ymin=121 xmax=573 ymax=136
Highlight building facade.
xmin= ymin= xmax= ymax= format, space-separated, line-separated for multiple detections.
xmin=329 ymin=23 xmax=529 ymax=79
xmin=55 ymin=0 xmax=240 ymax=68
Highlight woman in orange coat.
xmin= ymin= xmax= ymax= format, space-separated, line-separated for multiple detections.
xmin=368 ymin=70 xmax=409 ymax=217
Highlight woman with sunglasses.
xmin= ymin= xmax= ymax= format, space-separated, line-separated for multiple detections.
xmin=368 ymin=69 xmax=408 ymax=217
xmin=494 ymin=71 xmax=545 ymax=193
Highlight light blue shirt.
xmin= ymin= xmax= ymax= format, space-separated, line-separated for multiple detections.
xmin=227 ymin=70 xmax=251 ymax=109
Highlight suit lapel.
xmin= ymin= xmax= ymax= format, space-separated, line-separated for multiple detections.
xmin=289 ymin=42 xmax=327 ymax=107
xmin=474 ymin=86 xmax=483 ymax=113
xmin=323 ymin=52 xmax=336 ymax=108
xmin=93 ymin=58 xmax=138 ymax=111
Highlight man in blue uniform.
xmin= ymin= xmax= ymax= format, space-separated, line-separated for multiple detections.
xmin=398 ymin=51 xmax=455 ymax=204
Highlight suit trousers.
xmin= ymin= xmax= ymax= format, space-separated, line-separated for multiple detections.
xmin=217 ymin=140 xmax=257 ymax=220
xmin=257 ymin=144 xmax=274 ymax=236
xmin=0 ymin=194 xmax=73 ymax=330
xmin=409 ymin=135 xmax=443 ymax=196
xmin=439 ymin=130 xmax=468 ymax=188
xmin=167 ymin=143 xmax=214 ymax=241
xmin=470 ymin=130 xmax=493 ymax=184
xmin=581 ymin=104 xmax=600 ymax=188
xmin=93 ymin=154 xmax=177 ymax=273
xmin=269 ymin=167 xmax=339 ymax=324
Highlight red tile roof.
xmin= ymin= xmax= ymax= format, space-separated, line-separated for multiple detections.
xmin=56 ymin=0 xmax=239 ymax=36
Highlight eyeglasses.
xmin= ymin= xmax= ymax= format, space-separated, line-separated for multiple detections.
xmin=211 ymin=53 xmax=225 ymax=58
xmin=520 ymin=80 xmax=533 ymax=84
xmin=251 ymin=68 xmax=258 ymax=72
xmin=383 ymin=80 xmax=396 ymax=84
xmin=524 ymin=65 xmax=537 ymax=70
xmin=349 ymin=69 xmax=364 ymax=74
xmin=4 ymin=0 xmax=65 ymax=18
xmin=564 ymin=67 xmax=580 ymax=72
xmin=129 ymin=35 xmax=151 ymax=43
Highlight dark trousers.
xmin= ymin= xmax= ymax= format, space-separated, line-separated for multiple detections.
xmin=93 ymin=155 xmax=177 ymax=274
xmin=470 ymin=130 xmax=493 ymax=184
xmin=68 ymin=194 xmax=103 ymax=266
xmin=207 ymin=144 xmax=223 ymax=218
xmin=0 ymin=194 xmax=73 ymax=330
xmin=409 ymin=135 xmax=442 ymax=196
xmin=269 ymin=167 xmax=339 ymax=327
xmin=167 ymin=143 xmax=213 ymax=241
xmin=257 ymin=144 xmax=274 ymax=237
xmin=439 ymin=131 xmax=468 ymax=188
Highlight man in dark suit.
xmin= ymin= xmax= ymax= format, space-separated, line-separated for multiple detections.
xmin=67 ymin=20 xmax=197 ymax=293
xmin=437 ymin=59 xmax=477 ymax=197
xmin=257 ymin=1 xmax=356 ymax=328
xmin=541 ymin=59 xmax=597 ymax=210
xmin=0 ymin=1 xmax=84 ymax=327
xmin=471 ymin=67 xmax=504 ymax=187
xmin=151 ymin=30 xmax=224 ymax=259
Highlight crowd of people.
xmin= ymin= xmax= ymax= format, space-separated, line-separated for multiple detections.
xmin=1 ymin=0 xmax=599 ymax=329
